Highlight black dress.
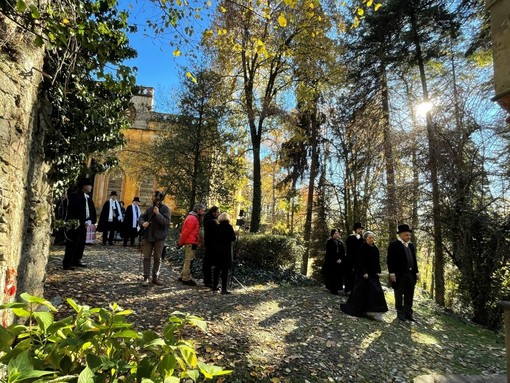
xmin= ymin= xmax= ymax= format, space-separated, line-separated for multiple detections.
xmin=321 ymin=238 xmax=345 ymax=294
xmin=341 ymin=242 xmax=388 ymax=316
xmin=212 ymin=221 xmax=236 ymax=291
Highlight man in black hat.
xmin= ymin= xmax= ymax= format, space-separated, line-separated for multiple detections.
xmin=387 ymin=224 xmax=420 ymax=321
xmin=123 ymin=197 xmax=142 ymax=247
xmin=97 ymin=191 xmax=123 ymax=245
xmin=63 ymin=178 xmax=97 ymax=270
xmin=344 ymin=222 xmax=364 ymax=294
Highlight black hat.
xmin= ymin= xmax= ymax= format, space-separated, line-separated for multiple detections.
xmin=353 ymin=222 xmax=364 ymax=230
xmin=397 ymin=224 xmax=412 ymax=234
xmin=133 ymin=197 xmax=140 ymax=202
xmin=110 ymin=191 xmax=117 ymax=196
xmin=77 ymin=178 xmax=93 ymax=188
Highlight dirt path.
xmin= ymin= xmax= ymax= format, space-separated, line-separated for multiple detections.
xmin=44 ymin=243 xmax=506 ymax=383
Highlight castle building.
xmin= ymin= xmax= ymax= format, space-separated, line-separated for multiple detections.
xmin=91 ymin=87 xmax=179 ymax=215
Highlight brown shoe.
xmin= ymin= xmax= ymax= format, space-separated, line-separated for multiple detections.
xmin=152 ymin=279 xmax=163 ymax=286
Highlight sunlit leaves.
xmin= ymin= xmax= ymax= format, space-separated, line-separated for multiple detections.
xmin=173 ymin=49 xmax=181 ymax=57
xmin=278 ymin=14 xmax=287 ymax=27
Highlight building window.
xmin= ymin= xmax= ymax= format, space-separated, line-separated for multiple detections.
xmin=107 ymin=168 xmax=124 ymax=197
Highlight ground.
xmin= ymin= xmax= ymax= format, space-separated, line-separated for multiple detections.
xmin=43 ymin=242 xmax=507 ymax=383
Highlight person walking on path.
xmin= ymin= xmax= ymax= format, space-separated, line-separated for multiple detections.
xmin=321 ymin=229 xmax=346 ymax=295
xmin=344 ymin=222 xmax=364 ymax=294
xmin=341 ymin=231 xmax=388 ymax=321
xmin=63 ymin=178 xmax=97 ymax=270
xmin=387 ymin=224 xmax=419 ymax=322
xmin=203 ymin=206 xmax=220 ymax=287
xmin=123 ymin=197 xmax=141 ymax=247
xmin=212 ymin=213 xmax=237 ymax=294
xmin=178 ymin=203 xmax=206 ymax=286
xmin=139 ymin=191 xmax=171 ymax=286
xmin=97 ymin=191 xmax=123 ymax=245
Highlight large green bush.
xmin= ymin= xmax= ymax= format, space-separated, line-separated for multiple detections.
xmin=235 ymin=234 xmax=304 ymax=270
xmin=0 ymin=293 xmax=231 ymax=382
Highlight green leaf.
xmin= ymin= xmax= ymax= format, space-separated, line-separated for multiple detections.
xmin=20 ymin=293 xmax=57 ymax=311
xmin=178 ymin=345 xmax=197 ymax=367
xmin=0 ymin=302 xmax=27 ymax=310
xmin=77 ymin=366 xmax=95 ymax=383
xmin=86 ymin=353 xmax=102 ymax=370
xmin=184 ymin=369 xmax=199 ymax=381
xmin=111 ymin=329 xmax=140 ymax=339
xmin=163 ymin=377 xmax=180 ymax=383
xmin=15 ymin=0 xmax=27 ymax=13
xmin=197 ymin=362 xmax=233 ymax=378
xmin=33 ymin=311 xmax=54 ymax=332
xmin=0 ymin=326 xmax=15 ymax=352
xmin=7 ymin=351 xmax=56 ymax=382
xmin=12 ymin=307 xmax=31 ymax=317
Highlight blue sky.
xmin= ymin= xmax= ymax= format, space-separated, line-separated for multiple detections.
xmin=118 ymin=0 xmax=212 ymax=111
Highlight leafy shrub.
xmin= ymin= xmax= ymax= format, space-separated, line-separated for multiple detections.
xmin=235 ymin=234 xmax=304 ymax=270
xmin=0 ymin=293 xmax=231 ymax=382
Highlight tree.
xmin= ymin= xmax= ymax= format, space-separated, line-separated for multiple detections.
xmin=147 ymin=68 xmax=244 ymax=211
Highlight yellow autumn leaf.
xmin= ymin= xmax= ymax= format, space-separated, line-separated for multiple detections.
xmin=203 ymin=29 xmax=214 ymax=39
xmin=352 ymin=16 xmax=360 ymax=29
xmin=367 ymin=0 xmax=373 ymax=6
xmin=219 ymin=6 xmax=227 ymax=12
xmin=173 ymin=49 xmax=181 ymax=57
xmin=270 ymin=378 xmax=280 ymax=383
xmin=62 ymin=18 xmax=69 ymax=25
xmin=278 ymin=14 xmax=287 ymax=27
xmin=357 ymin=8 xmax=364 ymax=16
xmin=186 ymin=72 xmax=197 ymax=83
xmin=375 ymin=3 xmax=382 ymax=11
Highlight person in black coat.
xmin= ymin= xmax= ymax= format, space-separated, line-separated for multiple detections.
xmin=97 ymin=191 xmax=123 ymax=245
xmin=341 ymin=231 xmax=388 ymax=321
xmin=62 ymin=178 xmax=97 ymax=270
xmin=122 ymin=197 xmax=142 ymax=246
xmin=212 ymin=213 xmax=237 ymax=294
xmin=344 ymin=222 xmax=364 ymax=293
xmin=387 ymin=224 xmax=419 ymax=322
xmin=203 ymin=206 xmax=220 ymax=287
xmin=321 ymin=229 xmax=346 ymax=295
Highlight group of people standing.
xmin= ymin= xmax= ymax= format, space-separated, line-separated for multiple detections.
xmin=62 ymin=178 xmax=237 ymax=294
xmin=322 ymin=222 xmax=420 ymax=322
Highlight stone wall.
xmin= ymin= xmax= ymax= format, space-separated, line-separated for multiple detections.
xmin=0 ymin=12 xmax=52 ymax=325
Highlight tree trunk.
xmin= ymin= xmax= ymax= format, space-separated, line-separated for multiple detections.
xmin=380 ymin=65 xmax=398 ymax=243
xmin=409 ymin=9 xmax=445 ymax=306
xmin=302 ymin=109 xmax=319 ymax=275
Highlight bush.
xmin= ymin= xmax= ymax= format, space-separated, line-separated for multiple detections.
xmin=235 ymin=234 xmax=304 ymax=270
xmin=0 ymin=293 xmax=232 ymax=382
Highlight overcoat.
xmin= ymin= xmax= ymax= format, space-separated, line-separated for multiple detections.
xmin=212 ymin=221 xmax=236 ymax=268
xmin=321 ymin=238 xmax=345 ymax=292
xmin=387 ymin=240 xmax=419 ymax=288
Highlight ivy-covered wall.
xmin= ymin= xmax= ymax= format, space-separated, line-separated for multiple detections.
xmin=0 ymin=11 xmax=52 ymax=326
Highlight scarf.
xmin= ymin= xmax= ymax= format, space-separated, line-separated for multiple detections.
xmin=108 ymin=199 xmax=122 ymax=222
xmin=131 ymin=205 xmax=141 ymax=228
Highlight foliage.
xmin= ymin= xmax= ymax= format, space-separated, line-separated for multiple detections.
xmin=0 ymin=0 xmax=137 ymax=194
xmin=235 ymin=234 xmax=305 ymax=270
xmin=145 ymin=68 xmax=245 ymax=212
xmin=0 ymin=293 xmax=232 ymax=382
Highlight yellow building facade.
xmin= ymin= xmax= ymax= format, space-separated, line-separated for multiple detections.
xmin=91 ymin=87 xmax=179 ymax=216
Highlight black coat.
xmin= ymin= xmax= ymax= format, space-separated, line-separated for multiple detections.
xmin=322 ymin=238 xmax=345 ymax=291
xmin=123 ymin=204 xmax=141 ymax=231
xmin=341 ymin=243 xmax=388 ymax=315
xmin=213 ymin=221 xmax=236 ymax=268
xmin=97 ymin=200 xmax=122 ymax=232
xmin=203 ymin=212 xmax=219 ymax=250
xmin=387 ymin=240 xmax=419 ymax=288
xmin=66 ymin=191 xmax=96 ymax=228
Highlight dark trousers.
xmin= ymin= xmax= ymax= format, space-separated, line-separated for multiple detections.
xmin=63 ymin=226 xmax=86 ymax=267
xmin=102 ymin=220 xmax=119 ymax=244
xmin=202 ymin=251 xmax=214 ymax=286
xmin=213 ymin=266 xmax=229 ymax=291
xmin=344 ymin=258 xmax=355 ymax=292
xmin=142 ymin=239 xmax=164 ymax=280
xmin=394 ymin=272 xmax=416 ymax=318
xmin=123 ymin=227 xmax=138 ymax=246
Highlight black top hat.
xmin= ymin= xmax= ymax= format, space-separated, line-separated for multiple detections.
xmin=110 ymin=191 xmax=118 ymax=196
xmin=133 ymin=197 xmax=140 ymax=202
xmin=353 ymin=222 xmax=364 ymax=230
xmin=77 ymin=178 xmax=93 ymax=188
xmin=397 ymin=224 xmax=412 ymax=234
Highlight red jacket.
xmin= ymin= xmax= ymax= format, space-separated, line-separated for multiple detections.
xmin=178 ymin=212 xmax=201 ymax=246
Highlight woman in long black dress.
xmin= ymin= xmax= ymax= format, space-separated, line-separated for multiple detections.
xmin=212 ymin=213 xmax=237 ymax=294
xmin=321 ymin=229 xmax=345 ymax=295
xmin=341 ymin=231 xmax=388 ymax=321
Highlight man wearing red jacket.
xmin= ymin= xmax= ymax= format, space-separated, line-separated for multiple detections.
xmin=178 ymin=203 xmax=206 ymax=285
